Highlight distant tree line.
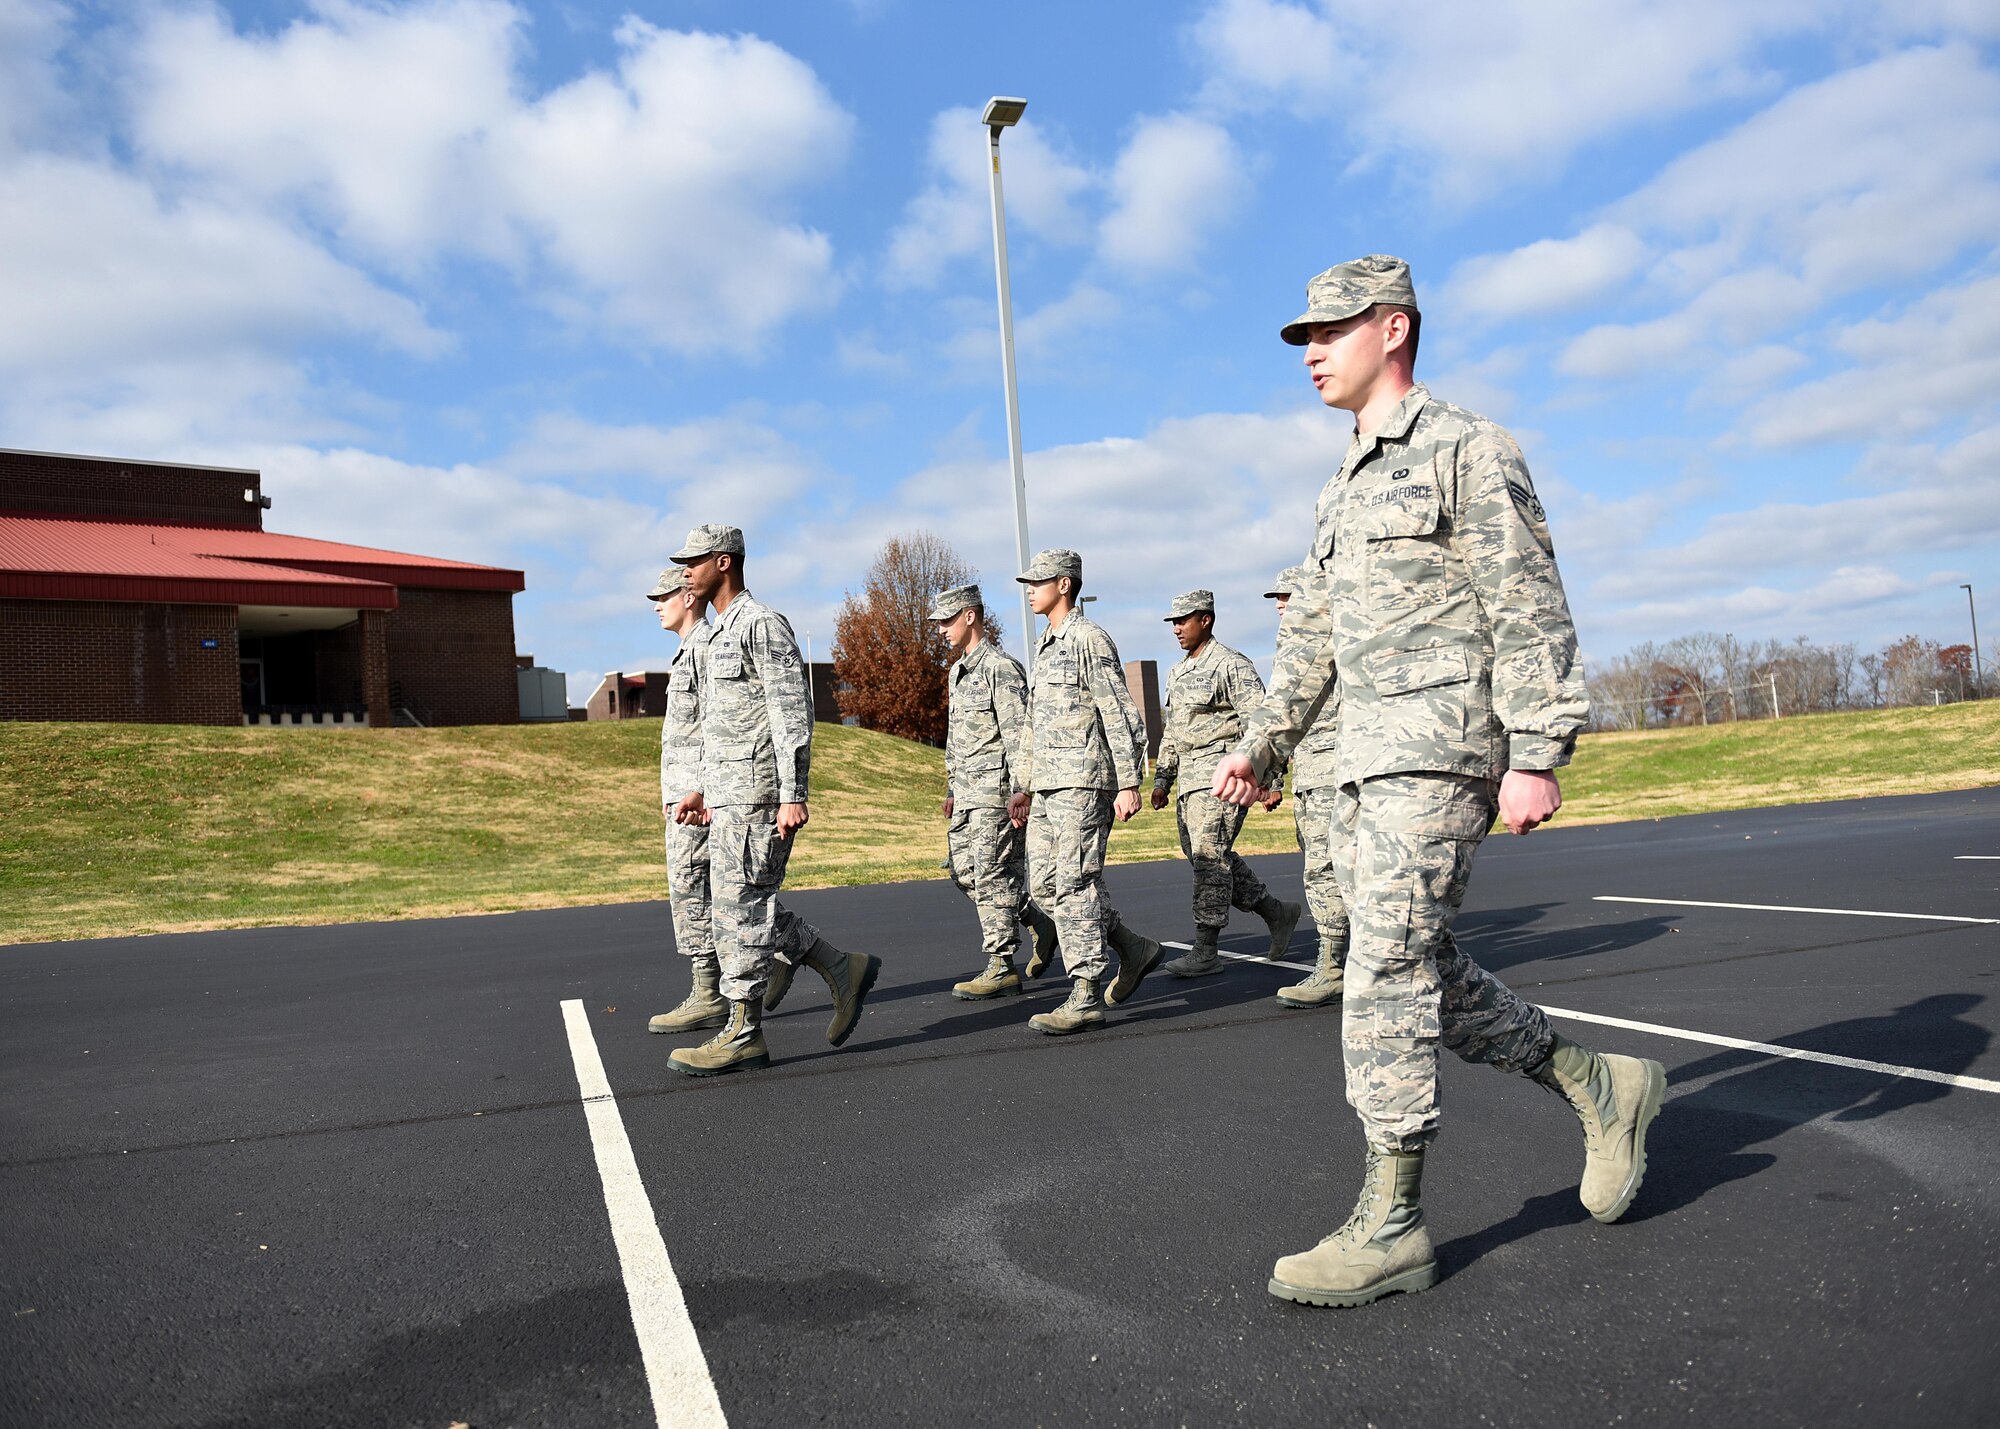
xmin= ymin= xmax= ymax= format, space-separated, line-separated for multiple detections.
xmin=1585 ymin=632 xmax=1991 ymax=731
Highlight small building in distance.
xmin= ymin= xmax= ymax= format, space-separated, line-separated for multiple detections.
xmin=0 ymin=449 xmax=531 ymax=728
xmin=588 ymin=660 xmax=848 ymax=723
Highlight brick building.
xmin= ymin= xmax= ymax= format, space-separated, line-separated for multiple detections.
xmin=0 ymin=449 xmax=527 ymax=728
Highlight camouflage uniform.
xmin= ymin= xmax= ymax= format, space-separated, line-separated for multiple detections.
xmin=935 ymin=585 xmax=1032 ymax=962
xmin=1017 ymin=558 xmax=1149 ymax=983
xmin=695 ymin=584 xmax=822 ymax=1004
xmin=1241 ymin=335 xmax=1588 ymax=1149
xmin=1267 ymin=567 xmax=1349 ymax=966
xmin=1152 ymin=597 xmax=1273 ymax=931
xmin=660 ymin=612 xmax=715 ymax=969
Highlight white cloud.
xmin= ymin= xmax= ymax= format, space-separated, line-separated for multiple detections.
xmin=127 ymin=4 xmax=854 ymax=352
xmin=0 ymin=0 xmax=71 ymax=154
xmin=1098 ymin=114 xmax=1249 ymax=273
xmin=0 ymin=154 xmax=442 ymax=374
xmin=885 ymin=107 xmax=1092 ymax=288
xmin=1443 ymin=225 xmax=1647 ymax=323
xmin=1558 ymin=45 xmax=2000 ymax=379
xmin=1737 ymin=273 xmax=2000 ymax=446
xmin=1188 ymin=0 xmax=1814 ymax=197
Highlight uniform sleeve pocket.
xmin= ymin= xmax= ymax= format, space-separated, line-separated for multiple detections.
xmin=1365 ymin=645 xmax=1470 ymax=696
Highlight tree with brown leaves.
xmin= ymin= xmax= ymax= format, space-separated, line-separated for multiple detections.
xmin=832 ymin=532 xmax=1000 ymax=745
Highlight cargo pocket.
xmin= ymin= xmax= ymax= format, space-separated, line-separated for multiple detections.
xmin=744 ymin=822 xmax=789 ymax=888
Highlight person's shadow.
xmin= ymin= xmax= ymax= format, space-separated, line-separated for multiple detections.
xmin=1440 ymin=993 xmax=1991 ymax=1265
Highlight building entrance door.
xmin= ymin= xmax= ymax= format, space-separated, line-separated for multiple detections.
xmin=239 ymin=658 xmax=265 ymax=714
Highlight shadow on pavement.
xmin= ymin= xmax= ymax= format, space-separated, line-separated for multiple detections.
xmin=1624 ymin=992 xmax=1990 ymax=1223
xmin=1439 ymin=994 xmax=1990 ymax=1264
xmin=1455 ymin=903 xmax=1681 ymax=973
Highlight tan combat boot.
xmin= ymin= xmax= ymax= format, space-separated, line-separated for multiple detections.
xmin=1268 ymin=1148 xmax=1437 ymax=1307
xmin=1165 ymin=926 xmax=1224 ymax=978
xmin=1028 ymin=977 xmax=1105 ymax=1035
xmin=1254 ymin=893 xmax=1304 ymax=960
xmin=1276 ymin=938 xmax=1344 ymax=1009
xmin=762 ymin=956 xmax=797 ymax=1012
xmin=650 ymin=953 xmax=728 ymax=1034
xmin=1532 ymin=1033 xmax=1668 ymax=1223
xmin=953 ymin=955 xmax=1023 ymax=1000
xmin=667 ymin=1000 xmax=769 ymax=1077
xmin=804 ymin=937 xmax=882 ymax=1047
xmin=1103 ymin=917 xmax=1164 ymax=1005
xmin=1022 ymin=904 xmax=1060 ymax=981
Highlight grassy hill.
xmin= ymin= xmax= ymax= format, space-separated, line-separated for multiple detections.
xmin=4 ymin=700 xmax=1997 ymax=945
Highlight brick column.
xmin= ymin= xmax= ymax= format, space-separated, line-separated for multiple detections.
xmin=1124 ymin=659 xmax=1162 ymax=761
xmin=360 ymin=609 xmax=393 ymax=729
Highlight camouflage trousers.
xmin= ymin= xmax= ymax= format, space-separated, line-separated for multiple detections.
xmin=664 ymin=815 xmax=714 ymax=963
xmin=947 ymin=804 xmax=1026 ymax=961
xmin=1175 ymin=790 xmax=1269 ymax=930
xmin=1331 ymin=773 xmax=1554 ymax=1153
xmin=1025 ymin=787 xmax=1115 ymax=982
xmin=709 ymin=804 xmax=823 ymax=1004
xmin=1292 ymin=785 xmax=1350 ymax=956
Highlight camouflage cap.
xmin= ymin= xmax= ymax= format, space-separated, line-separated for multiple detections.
xmin=1017 ymin=548 xmax=1082 ymax=584
xmin=1280 ymin=254 xmax=1418 ymax=345
xmin=646 ymin=564 xmax=689 ymax=602
xmin=1164 ymin=589 xmax=1215 ymax=621
xmin=928 ymin=582 xmax=983 ymax=622
xmin=670 ymin=523 xmax=746 ymax=563
xmin=1263 ymin=565 xmax=1306 ymax=599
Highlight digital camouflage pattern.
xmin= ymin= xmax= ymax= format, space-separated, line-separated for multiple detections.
xmin=660 ymin=620 xmax=713 ymax=808
xmin=1154 ymin=636 xmax=1273 ymax=930
xmin=944 ymin=635 xmax=1032 ymax=960
xmin=927 ymin=582 xmax=983 ymax=622
xmin=1020 ymin=610 xmax=1147 ymax=794
xmin=1025 ymin=786 xmax=1116 ymax=981
xmin=698 ymin=592 xmax=813 ymax=807
xmin=671 ymin=522 xmax=745 ymax=560
xmin=1292 ymin=784 xmax=1348 ymax=960
xmin=1238 ymin=382 xmax=1588 ymax=788
xmin=947 ymin=806 xmax=1027 ymax=962
xmin=661 ymin=619 xmax=715 ymax=964
xmin=1153 ymin=636 xmax=1265 ymax=799
xmin=1280 ymin=254 xmax=1418 ymax=345
xmin=1175 ymin=791 xmax=1271 ymax=930
xmin=707 ymin=802 xmax=822 ymax=1003
xmin=946 ymin=637 xmax=1030 ymax=808
xmin=1332 ymin=772 xmax=1553 ymax=1151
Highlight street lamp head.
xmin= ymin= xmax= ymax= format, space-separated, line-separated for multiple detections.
xmin=983 ymin=96 xmax=1027 ymax=129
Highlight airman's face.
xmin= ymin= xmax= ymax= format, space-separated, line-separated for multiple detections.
xmin=1170 ymin=612 xmax=1211 ymax=651
xmin=1273 ymin=592 xmax=1291 ymax=615
xmin=1303 ymin=309 xmax=1390 ymax=413
xmin=655 ymin=596 xmax=676 ymax=631
xmin=1024 ymin=577 xmax=1060 ymax=616
xmin=681 ymin=553 xmax=724 ymax=601
xmin=937 ymin=611 xmax=974 ymax=657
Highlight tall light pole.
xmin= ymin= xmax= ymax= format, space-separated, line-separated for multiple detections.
xmin=1964 ymin=584 xmax=1983 ymax=698
xmin=983 ymin=96 xmax=1036 ymax=668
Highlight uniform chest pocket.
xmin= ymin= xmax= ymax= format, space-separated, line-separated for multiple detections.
xmin=710 ymin=647 xmax=745 ymax=680
xmin=1176 ymin=673 xmax=1220 ymax=709
xmin=669 ymin=667 xmax=695 ymax=692
xmin=1356 ymin=483 xmax=1442 ymax=541
xmin=958 ymin=676 xmax=990 ymax=707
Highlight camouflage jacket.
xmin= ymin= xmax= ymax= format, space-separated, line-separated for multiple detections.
xmin=946 ymin=637 xmax=1031 ymax=808
xmin=1281 ymin=568 xmax=1341 ymax=794
xmin=660 ymin=620 xmax=713 ymax=806
xmin=696 ymin=591 xmax=813 ymax=807
xmin=1021 ymin=609 xmax=1147 ymax=793
xmin=1153 ymin=637 xmax=1265 ymax=798
xmin=1240 ymin=383 xmax=1588 ymax=786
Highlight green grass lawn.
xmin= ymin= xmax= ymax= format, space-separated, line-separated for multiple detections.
xmin=3 ymin=701 xmax=1997 ymax=944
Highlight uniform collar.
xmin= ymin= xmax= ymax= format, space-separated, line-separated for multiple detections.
xmin=1040 ymin=608 xmax=1083 ymax=646
xmin=1343 ymin=383 xmax=1430 ymax=475
xmin=954 ymin=640 xmax=991 ymax=679
xmin=715 ymin=591 xmax=756 ymax=634
xmin=1176 ymin=636 xmax=1216 ymax=669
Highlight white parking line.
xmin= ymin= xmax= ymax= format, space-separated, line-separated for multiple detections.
xmin=1956 ymin=856 xmax=2000 ymax=860
xmin=1594 ymin=895 xmax=2000 ymax=925
xmin=1194 ymin=949 xmax=2000 ymax=1096
xmin=561 ymin=1000 xmax=729 ymax=1429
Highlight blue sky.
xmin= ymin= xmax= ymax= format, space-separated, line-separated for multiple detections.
xmin=4 ymin=0 xmax=1997 ymax=698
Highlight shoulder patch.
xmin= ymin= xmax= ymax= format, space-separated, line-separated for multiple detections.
xmin=1505 ymin=478 xmax=1546 ymax=522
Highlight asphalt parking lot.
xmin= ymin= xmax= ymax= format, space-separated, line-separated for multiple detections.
xmin=4 ymin=788 xmax=1997 ymax=1428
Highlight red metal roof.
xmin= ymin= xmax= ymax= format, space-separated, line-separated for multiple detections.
xmin=0 ymin=514 xmax=523 ymax=609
